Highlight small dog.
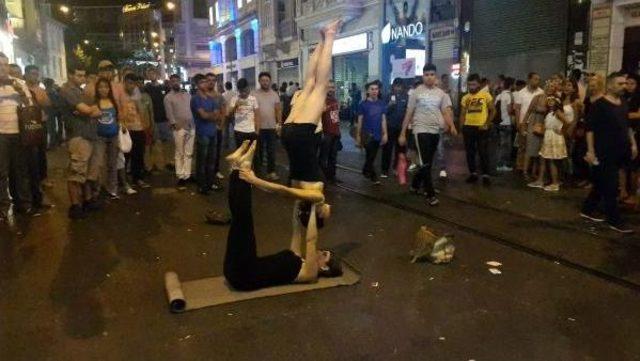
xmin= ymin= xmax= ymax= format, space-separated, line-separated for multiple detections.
xmin=409 ymin=226 xmax=455 ymax=264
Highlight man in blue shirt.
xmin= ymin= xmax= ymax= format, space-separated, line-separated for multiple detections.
xmin=191 ymin=73 xmax=225 ymax=194
xmin=356 ymin=81 xmax=388 ymax=184
xmin=382 ymin=78 xmax=408 ymax=178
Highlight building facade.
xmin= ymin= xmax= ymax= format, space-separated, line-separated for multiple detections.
xmin=259 ymin=0 xmax=300 ymax=86
xmin=589 ymin=0 xmax=640 ymax=75
xmin=170 ymin=0 xmax=215 ymax=77
xmin=39 ymin=3 xmax=66 ymax=84
xmin=210 ymin=0 xmax=260 ymax=87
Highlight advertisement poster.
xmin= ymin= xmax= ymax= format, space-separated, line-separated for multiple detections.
xmin=382 ymin=0 xmax=429 ymax=86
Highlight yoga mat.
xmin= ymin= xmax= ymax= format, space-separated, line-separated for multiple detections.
xmin=164 ymin=261 xmax=360 ymax=313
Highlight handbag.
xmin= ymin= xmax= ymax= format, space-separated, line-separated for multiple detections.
xmin=532 ymin=122 xmax=545 ymax=137
xmin=118 ymin=126 xmax=132 ymax=153
xmin=16 ymin=87 xmax=45 ymax=146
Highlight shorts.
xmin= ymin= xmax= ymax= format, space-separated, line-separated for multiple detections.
xmin=67 ymin=137 xmax=98 ymax=183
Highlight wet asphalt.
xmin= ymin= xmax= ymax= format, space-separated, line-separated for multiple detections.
xmin=1 ymin=139 xmax=640 ymax=361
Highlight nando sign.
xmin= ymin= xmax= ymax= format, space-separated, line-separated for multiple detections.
xmin=381 ymin=21 xmax=425 ymax=44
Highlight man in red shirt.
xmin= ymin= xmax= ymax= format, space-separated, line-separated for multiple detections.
xmin=319 ymin=80 xmax=341 ymax=184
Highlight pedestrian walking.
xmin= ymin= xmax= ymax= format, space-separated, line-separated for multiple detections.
xmin=382 ymin=78 xmax=408 ymax=178
xmin=399 ymin=64 xmax=457 ymax=206
xmin=356 ymin=81 xmax=388 ymax=184
xmin=319 ymin=80 xmax=341 ymax=184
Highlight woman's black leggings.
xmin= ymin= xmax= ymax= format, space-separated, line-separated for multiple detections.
xmin=223 ymin=171 xmax=302 ymax=291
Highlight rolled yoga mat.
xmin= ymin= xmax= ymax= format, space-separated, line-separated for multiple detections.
xmin=164 ymin=261 xmax=361 ymax=313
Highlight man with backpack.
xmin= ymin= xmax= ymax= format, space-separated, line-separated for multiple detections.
xmin=494 ymin=77 xmax=516 ymax=171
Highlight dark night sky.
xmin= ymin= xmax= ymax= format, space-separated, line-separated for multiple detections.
xmin=59 ymin=0 xmax=162 ymax=6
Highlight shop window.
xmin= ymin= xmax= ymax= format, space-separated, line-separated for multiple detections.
xmin=225 ymin=36 xmax=237 ymax=61
xmin=242 ymin=29 xmax=255 ymax=56
xmin=194 ymin=0 xmax=208 ymax=19
xmin=430 ymin=0 xmax=456 ymax=23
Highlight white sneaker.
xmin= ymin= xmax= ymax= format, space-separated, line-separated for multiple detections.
xmin=126 ymin=187 xmax=138 ymax=195
xmin=408 ymin=164 xmax=418 ymax=173
xmin=439 ymin=170 xmax=448 ymax=178
xmin=543 ymin=184 xmax=560 ymax=192
xmin=216 ymin=172 xmax=224 ymax=179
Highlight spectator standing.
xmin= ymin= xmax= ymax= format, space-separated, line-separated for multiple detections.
xmin=0 ymin=53 xmax=34 ymax=219
xmin=319 ymin=80 xmax=341 ymax=184
xmin=356 ymin=81 xmax=388 ymax=184
xmin=60 ymin=64 xmax=103 ymax=219
xmin=229 ymin=78 xmax=260 ymax=147
xmin=460 ymin=73 xmax=496 ymax=185
xmin=222 ymin=81 xmax=236 ymax=149
xmin=120 ymin=73 xmax=151 ymax=189
xmin=494 ymin=77 xmax=515 ymax=171
xmin=137 ymin=76 xmax=155 ymax=175
xmin=94 ymin=78 xmax=120 ymax=199
xmin=382 ymin=78 xmax=408 ymax=178
xmin=205 ymin=73 xmax=226 ymax=180
xmin=191 ymin=73 xmax=224 ymax=194
xmin=253 ymin=72 xmax=281 ymax=180
xmin=43 ymin=78 xmax=64 ymax=146
xmin=514 ymin=73 xmax=544 ymax=173
xmin=164 ymin=74 xmax=194 ymax=188
xmin=144 ymin=68 xmax=172 ymax=172
xmin=24 ymin=65 xmax=51 ymax=206
xmin=581 ymin=72 xmax=637 ymax=233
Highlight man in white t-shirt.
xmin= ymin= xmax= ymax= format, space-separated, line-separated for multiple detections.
xmin=514 ymin=72 xmax=543 ymax=171
xmin=0 ymin=52 xmax=35 ymax=218
xmin=495 ymin=77 xmax=516 ymax=171
xmin=229 ymin=78 xmax=260 ymax=148
xmin=399 ymin=64 xmax=457 ymax=207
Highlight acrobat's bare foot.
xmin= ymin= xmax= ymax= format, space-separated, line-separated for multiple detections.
xmin=322 ymin=19 xmax=343 ymax=37
xmin=226 ymin=140 xmax=251 ymax=168
xmin=238 ymin=140 xmax=257 ymax=170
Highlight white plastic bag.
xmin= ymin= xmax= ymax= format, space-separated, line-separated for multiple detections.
xmin=118 ymin=126 xmax=132 ymax=153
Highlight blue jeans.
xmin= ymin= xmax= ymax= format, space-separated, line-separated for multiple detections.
xmin=196 ymin=134 xmax=218 ymax=190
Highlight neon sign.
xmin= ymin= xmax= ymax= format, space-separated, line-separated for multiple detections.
xmin=381 ymin=22 xmax=424 ymax=44
xmin=122 ymin=2 xmax=151 ymax=13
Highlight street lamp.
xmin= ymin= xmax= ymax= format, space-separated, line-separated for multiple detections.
xmin=153 ymin=42 xmax=160 ymax=48
xmin=151 ymin=31 xmax=158 ymax=38
xmin=83 ymin=39 xmax=90 ymax=45
xmin=166 ymin=1 xmax=176 ymax=11
xmin=60 ymin=5 xmax=70 ymax=14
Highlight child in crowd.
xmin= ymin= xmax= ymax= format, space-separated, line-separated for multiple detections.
xmin=529 ymin=96 xmax=567 ymax=191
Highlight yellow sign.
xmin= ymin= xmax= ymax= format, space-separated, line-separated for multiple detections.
xmin=122 ymin=2 xmax=151 ymax=13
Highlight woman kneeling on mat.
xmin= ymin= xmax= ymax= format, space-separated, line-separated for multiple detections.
xmin=224 ymin=140 xmax=341 ymax=291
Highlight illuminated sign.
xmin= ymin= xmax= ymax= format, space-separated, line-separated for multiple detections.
xmin=381 ymin=22 xmax=424 ymax=44
xmin=123 ymin=2 xmax=151 ymax=13
xmin=332 ymin=33 xmax=368 ymax=56
xmin=278 ymin=59 xmax=298 ymax=69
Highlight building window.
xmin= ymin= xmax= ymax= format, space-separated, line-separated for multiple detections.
xmin=210 ymin=42 xmax=223 ymax=64
xmin=225 ymin=36 xmax=237 ymax=61
xmin=194 ymin=0 xmax=208 ymax=19
xmin=242 ymin=29 xmax=255 ymax=56
xmin=238 ymin=0 xmax=243 ymax=9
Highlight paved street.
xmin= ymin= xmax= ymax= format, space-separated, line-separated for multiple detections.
xmin=2 ymin=141 xmax=640 ymax=361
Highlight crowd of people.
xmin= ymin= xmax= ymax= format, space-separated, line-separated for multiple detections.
xmin=351 ymin=64 xmax=639 ymax=233
xmin=0 ymin=47 xmax=638 ymax=233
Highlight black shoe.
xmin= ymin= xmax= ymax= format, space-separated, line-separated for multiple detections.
xmin=68 ymin=205 xmax=87 ymax=219
xmin=83 ymin=200 xmax=102 ymax=212
xmin=608 ymin=222 xmax=634 ymax=234
xmin=198 ymin=188 xmax=210 ymax=195
xmin=482 ymin=175 xmax=491 ymax=186
xmin=176 ymin=179 xmax=187 ymax=188
xmin=17 ymin=207 xmax=40 ymax=217
xmin=580 ymin=212 xmax=605 ymax=223
xmin=211 ymin=183 xmax=223 ymax=191
xmin=466 ymin=174 xmax=479 ymax=183
xmin=427 ymin=196 xmax=440 ymax=206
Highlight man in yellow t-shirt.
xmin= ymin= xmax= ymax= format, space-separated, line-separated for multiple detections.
xmin=460 ymin=73 xmax=496 ymax=185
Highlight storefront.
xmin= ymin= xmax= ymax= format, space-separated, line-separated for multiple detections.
xmin=329 ymin=32 xmax=372 ymax=105
xmin=277 ymin=58 xmax=299 ymax=86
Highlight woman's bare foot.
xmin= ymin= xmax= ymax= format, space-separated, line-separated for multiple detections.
xmin=226 ymin=140 xmax=251 ymax=167
xmin=238 ymin=140 xmax=257 ymax=169
xmin=323 ymin=19 xmax=343 ymax=37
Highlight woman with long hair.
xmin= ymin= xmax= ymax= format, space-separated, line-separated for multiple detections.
xmin=94 ymin=77 xmax=121 ymax=199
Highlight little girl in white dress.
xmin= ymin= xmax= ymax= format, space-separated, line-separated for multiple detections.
xmin=528 ymin=96 xmax=567 ymax=191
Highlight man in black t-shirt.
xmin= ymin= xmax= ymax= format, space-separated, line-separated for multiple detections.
xmin=581 ymin=72 xmax=638 ymax=233
xmin=144 ymin=68 xmax=173 ymax=171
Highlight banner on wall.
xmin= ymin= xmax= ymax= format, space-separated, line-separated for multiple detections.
xmin=391 ymin=58 xmax=416 ymax=79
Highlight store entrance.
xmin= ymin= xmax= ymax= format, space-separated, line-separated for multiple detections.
xmin=623 ymin=26 xmax=640 ymax=75
xmin=333 ymin=51 xmax=369 ymax=123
